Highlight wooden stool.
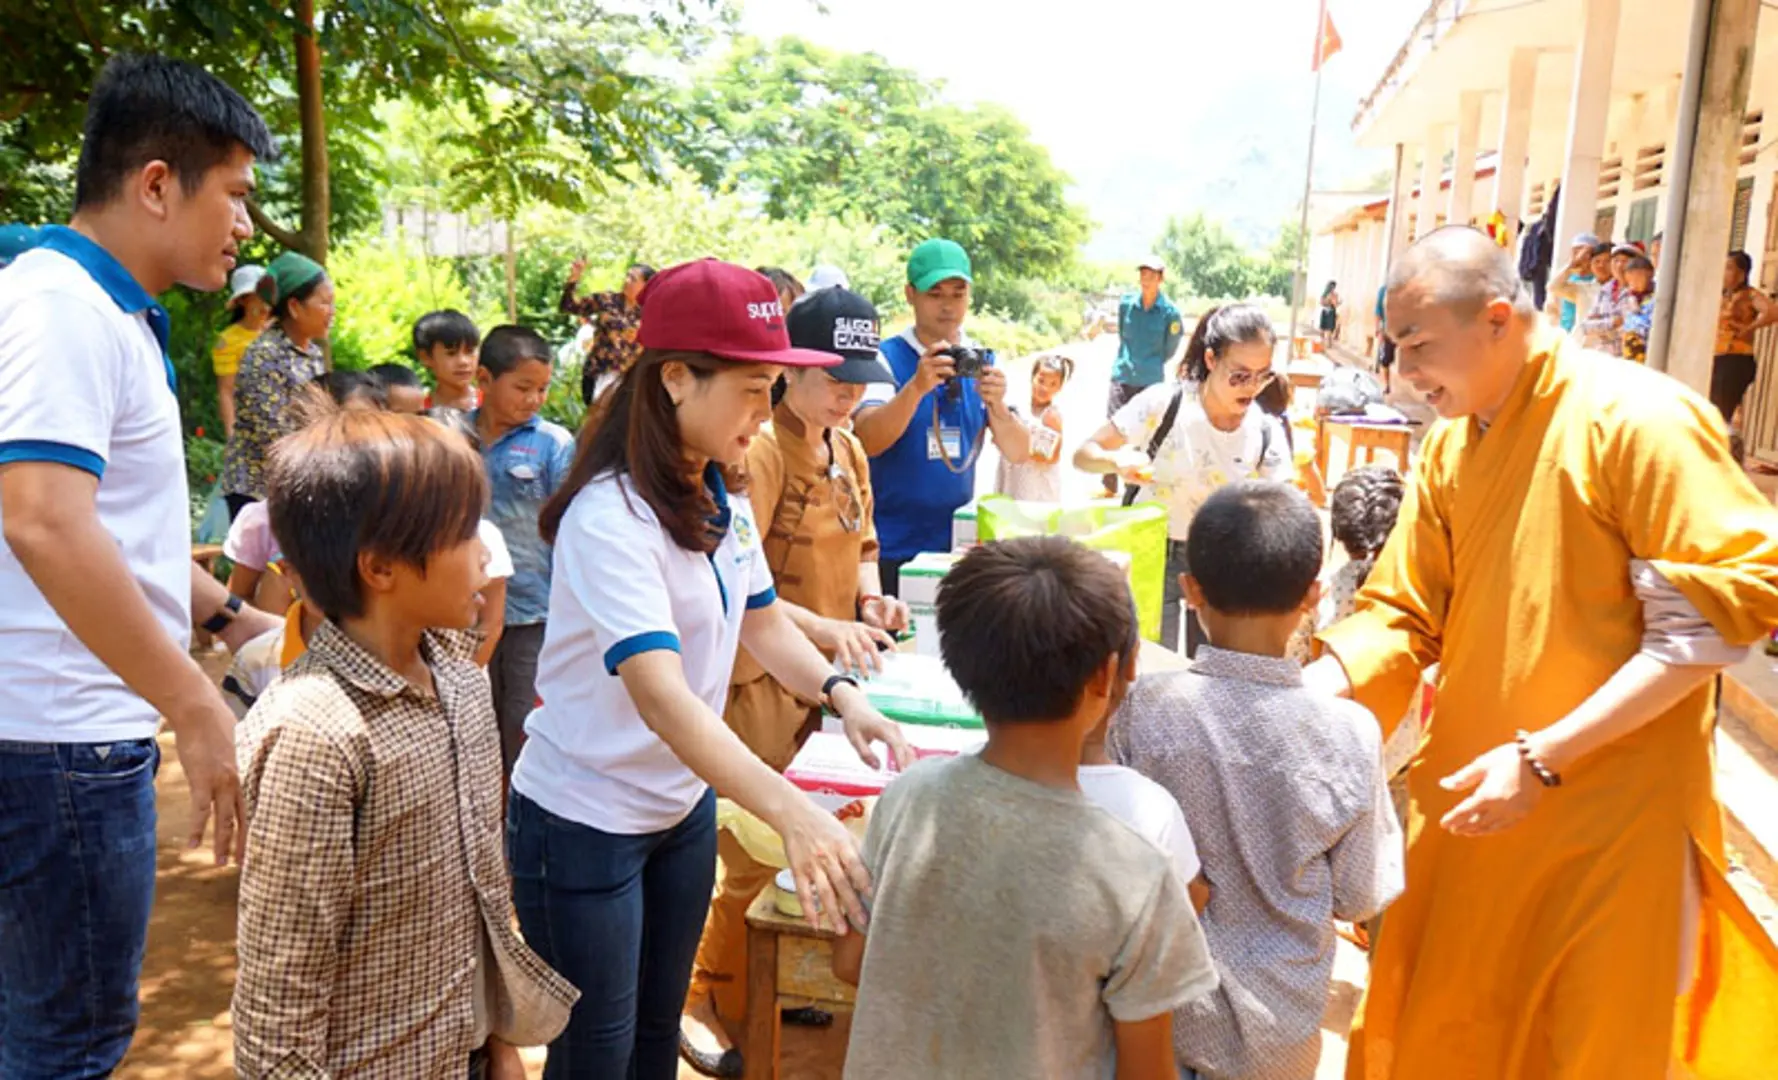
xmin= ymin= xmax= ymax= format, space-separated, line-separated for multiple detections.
xmin=192 ymin=542 xmax=226 ymax=575
xmin=743 ymin=887 xmax=855 ymax=1079
xmin=1316 ymin=418 xmax=1413 ymax=492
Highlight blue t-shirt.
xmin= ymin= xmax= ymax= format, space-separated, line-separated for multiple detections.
xmin=476 ymin=412 xmax=575 ymax=625
xmin=1558 ymin=272 xmax=1595 ymax=332
xmin=1112 ymin=292 xmax=1184 ymax=388
xmin=864 ymin=333 xmax=991 ymax=562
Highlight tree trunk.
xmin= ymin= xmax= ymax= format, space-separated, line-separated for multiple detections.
xmin=294 ymin=0 xmax=329 ymax=265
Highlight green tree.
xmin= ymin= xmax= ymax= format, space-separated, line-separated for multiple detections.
xmin=0 ymin=0 xmax=727 ymax=261
xmin=679 ymin=36 xmax=1091 ymax=285
xmin=1156 ymin=212 xmax=1260 ymax=301
xmin=1252 ymin=219 xmax=1306 ymax=301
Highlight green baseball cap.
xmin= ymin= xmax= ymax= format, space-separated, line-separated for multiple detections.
xmin=907 ymin=238 xmax=973 ymax=292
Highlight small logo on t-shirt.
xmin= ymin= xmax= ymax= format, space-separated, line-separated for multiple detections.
xmin=734 ymin=513 xmax=755 ymax=548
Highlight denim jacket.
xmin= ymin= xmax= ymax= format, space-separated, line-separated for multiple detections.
xmin=476 ymin=413 xmax=575 ymax=625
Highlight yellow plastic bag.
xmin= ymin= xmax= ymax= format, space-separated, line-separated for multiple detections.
xmin=715 ymin=799 xmax=790 ymax=869
xmin=975 ymin=495 xmax=1170 ymax=642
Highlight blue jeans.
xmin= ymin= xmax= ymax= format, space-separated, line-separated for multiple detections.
xmin=0 ymin=738 xmax=160 ymax=1079
xmin=507 ymin=788 xmax=717 ymax=1080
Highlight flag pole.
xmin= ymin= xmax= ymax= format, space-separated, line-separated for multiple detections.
xmin=1287 ymin=0 xmax=1329 ymax=365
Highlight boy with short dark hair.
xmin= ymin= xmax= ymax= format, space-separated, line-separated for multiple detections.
xmin=233 ymin=409 xmax=575 ymax=1077
xmin=835 ymin=536 xmax=1217 ymax=1080
xmin=367 ymin=360 xmax=427 ymax=413
xmin=473 ymin=325 xmax=574 ymax=773
xmin=413 ymin=308 xmax=482 ymax=410
xmin=1110 ymin=480 xmax=1403 ymax=1080
xmin=316 ymin=368 xmax=383 ymax=410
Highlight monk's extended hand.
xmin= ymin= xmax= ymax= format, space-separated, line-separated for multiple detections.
xmin=1438 ymin=743 xmax=1544 ymax=837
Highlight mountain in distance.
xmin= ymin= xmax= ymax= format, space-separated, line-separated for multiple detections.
xmin=1076 ymin=66 xmax=1389 ymax=261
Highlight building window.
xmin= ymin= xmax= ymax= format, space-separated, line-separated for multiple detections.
xmin=1732 ymin=176 xmax=1755 ymax=250
xmin=1594 ymin=206 xmax=1618 ymax=243
xmin=1626 ymin=197 xmax=1659 ymax=244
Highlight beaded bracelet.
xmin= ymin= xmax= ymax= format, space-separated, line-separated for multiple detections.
xmin=1515 ymin=730 xmax=1562 ymax=788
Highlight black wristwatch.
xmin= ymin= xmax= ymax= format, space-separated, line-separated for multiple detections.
xmin=201 ymin=593 xmax=243 ymax=635
xmin=821 ymin=673 xmax=860 ymax=711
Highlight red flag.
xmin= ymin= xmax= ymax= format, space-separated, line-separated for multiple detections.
xmin=1313 ymin=7 xmax=1343 ymax=72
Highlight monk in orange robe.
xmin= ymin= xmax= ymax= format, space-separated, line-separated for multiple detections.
xmin=1313 ymin=227 xmax=1778 ymax=1079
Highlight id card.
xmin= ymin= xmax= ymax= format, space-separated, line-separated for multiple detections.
xmin=927 ymin=426 xmax=964 ymax=460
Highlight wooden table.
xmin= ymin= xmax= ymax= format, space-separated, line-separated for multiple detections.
xmin=193 ymin=542 xmax=226 ymax=574
xmin=1286 ymin=365 xmax=1326 ymax=394
xmin=1316 ymin=417 xmax=1413 ymax=490
xmin=744 ymin=886 xmax=855 ymax=1079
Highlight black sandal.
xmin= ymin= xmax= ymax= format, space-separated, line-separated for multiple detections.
xmin=781 ymin=1005 xmax=834 ymax=1028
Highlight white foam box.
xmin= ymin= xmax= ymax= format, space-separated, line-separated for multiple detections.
xmin=785 ymin=730 xmax=897 ymax=811
xmin=899 ymin=551 xmax=960 ymax=657
xmin=951 ymin=499 xmax=980 ymax=551
xmin=898 ymin=550 xmax=959 ymax=607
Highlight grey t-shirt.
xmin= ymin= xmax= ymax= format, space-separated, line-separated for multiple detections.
xmin=844 ymin=752 xmax=1218 ymax=1080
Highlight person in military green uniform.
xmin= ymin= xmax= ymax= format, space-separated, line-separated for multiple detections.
xmin=1103 ymin=255 xmax=1184 ymax=495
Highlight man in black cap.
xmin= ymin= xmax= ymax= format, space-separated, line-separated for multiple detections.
xmin=678 ymin=285 xmax=911 ymax=1078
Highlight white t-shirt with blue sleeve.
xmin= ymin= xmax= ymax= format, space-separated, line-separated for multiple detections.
xmin=512 ymin=465 xmax=776 ymax=834
xmin=0 ymin=230 xmax=190 ymax=743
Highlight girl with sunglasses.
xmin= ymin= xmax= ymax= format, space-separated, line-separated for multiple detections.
xmin=677 ymin=286 xmax=912 ymax=1077
xmin=1074 ymin=303 xmax=1292 ymax=656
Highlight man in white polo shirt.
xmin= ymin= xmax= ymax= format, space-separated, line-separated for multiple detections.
xmin=0 ymin=54 xmax=277 ymax=1076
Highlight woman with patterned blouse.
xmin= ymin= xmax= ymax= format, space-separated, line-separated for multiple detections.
xmin=220 ymin=251 xmax=333 ymax=519
xmin=561 ymin=258 xmax=654 ymax=405
xmin=1711 ymin=250 xmax=1778 ymax=426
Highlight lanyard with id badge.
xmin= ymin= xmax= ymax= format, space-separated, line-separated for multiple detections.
xmin=930 ymin=345 xmax=991 ymax=474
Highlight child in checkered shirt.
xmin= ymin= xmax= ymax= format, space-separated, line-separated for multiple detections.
xmin=232 ymin=409 xmax=573 ymax=1077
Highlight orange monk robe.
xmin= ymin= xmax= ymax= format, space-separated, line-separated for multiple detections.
xmin=1320 ymin=329 xmax=1778 ymax=1080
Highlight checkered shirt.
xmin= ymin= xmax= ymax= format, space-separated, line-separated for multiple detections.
xmin=1109 ymin=647 xmax=1403 ymax=1080
xmin=233 ymin=620 xmax=575 ymax=1078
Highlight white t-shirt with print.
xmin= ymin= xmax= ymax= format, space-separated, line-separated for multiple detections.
xmin=1113 ymin=382 xmax=1292 ymax=539
xmin=994 ymin=405 xmax=1063 ymax=502
xmin=1078 ymin=763 xmax=1202 ymax=885
xmin=514 ymin=469 xmax=776 ymax=834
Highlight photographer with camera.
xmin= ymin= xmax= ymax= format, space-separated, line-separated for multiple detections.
xmin=853 ymin=239 xmax=1030 ymax=595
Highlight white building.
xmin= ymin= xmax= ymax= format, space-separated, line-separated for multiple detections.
xmin=1312 ymin=0 xmax=1778 ymax=462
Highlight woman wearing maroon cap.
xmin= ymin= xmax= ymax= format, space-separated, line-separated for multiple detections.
xmin=509 ymin=259 xmax=914 ymax=1078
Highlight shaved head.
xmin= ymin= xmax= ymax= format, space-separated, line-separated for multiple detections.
xmin=1382 ymin=226 xmax=1538 ymax=424
xmin=1387 ymin=226 xmax=1536 ymax=322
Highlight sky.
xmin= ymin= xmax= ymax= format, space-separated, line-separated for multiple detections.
xmin=732 ymin=0 xmax=1431 ymax=261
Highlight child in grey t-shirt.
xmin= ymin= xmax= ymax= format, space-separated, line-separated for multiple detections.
xmin=834 ymin=537 xmax=1217 ymax=1079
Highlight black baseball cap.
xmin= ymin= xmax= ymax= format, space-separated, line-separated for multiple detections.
xmin=785 ymin=287 xmax=894 ymax=385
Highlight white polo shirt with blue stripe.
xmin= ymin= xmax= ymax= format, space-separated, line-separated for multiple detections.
xmin=0 ymin=227 xmax=190 ymax=743
xmin=513 ymin=464 xmax=777 ymax=835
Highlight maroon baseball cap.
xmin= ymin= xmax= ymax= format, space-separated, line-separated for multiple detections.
xmin=637 ymin=259 xmax=840 ymax=368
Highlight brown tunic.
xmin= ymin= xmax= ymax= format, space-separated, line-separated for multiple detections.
xmin=727 ymin=404 xmax=879 ymax=769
